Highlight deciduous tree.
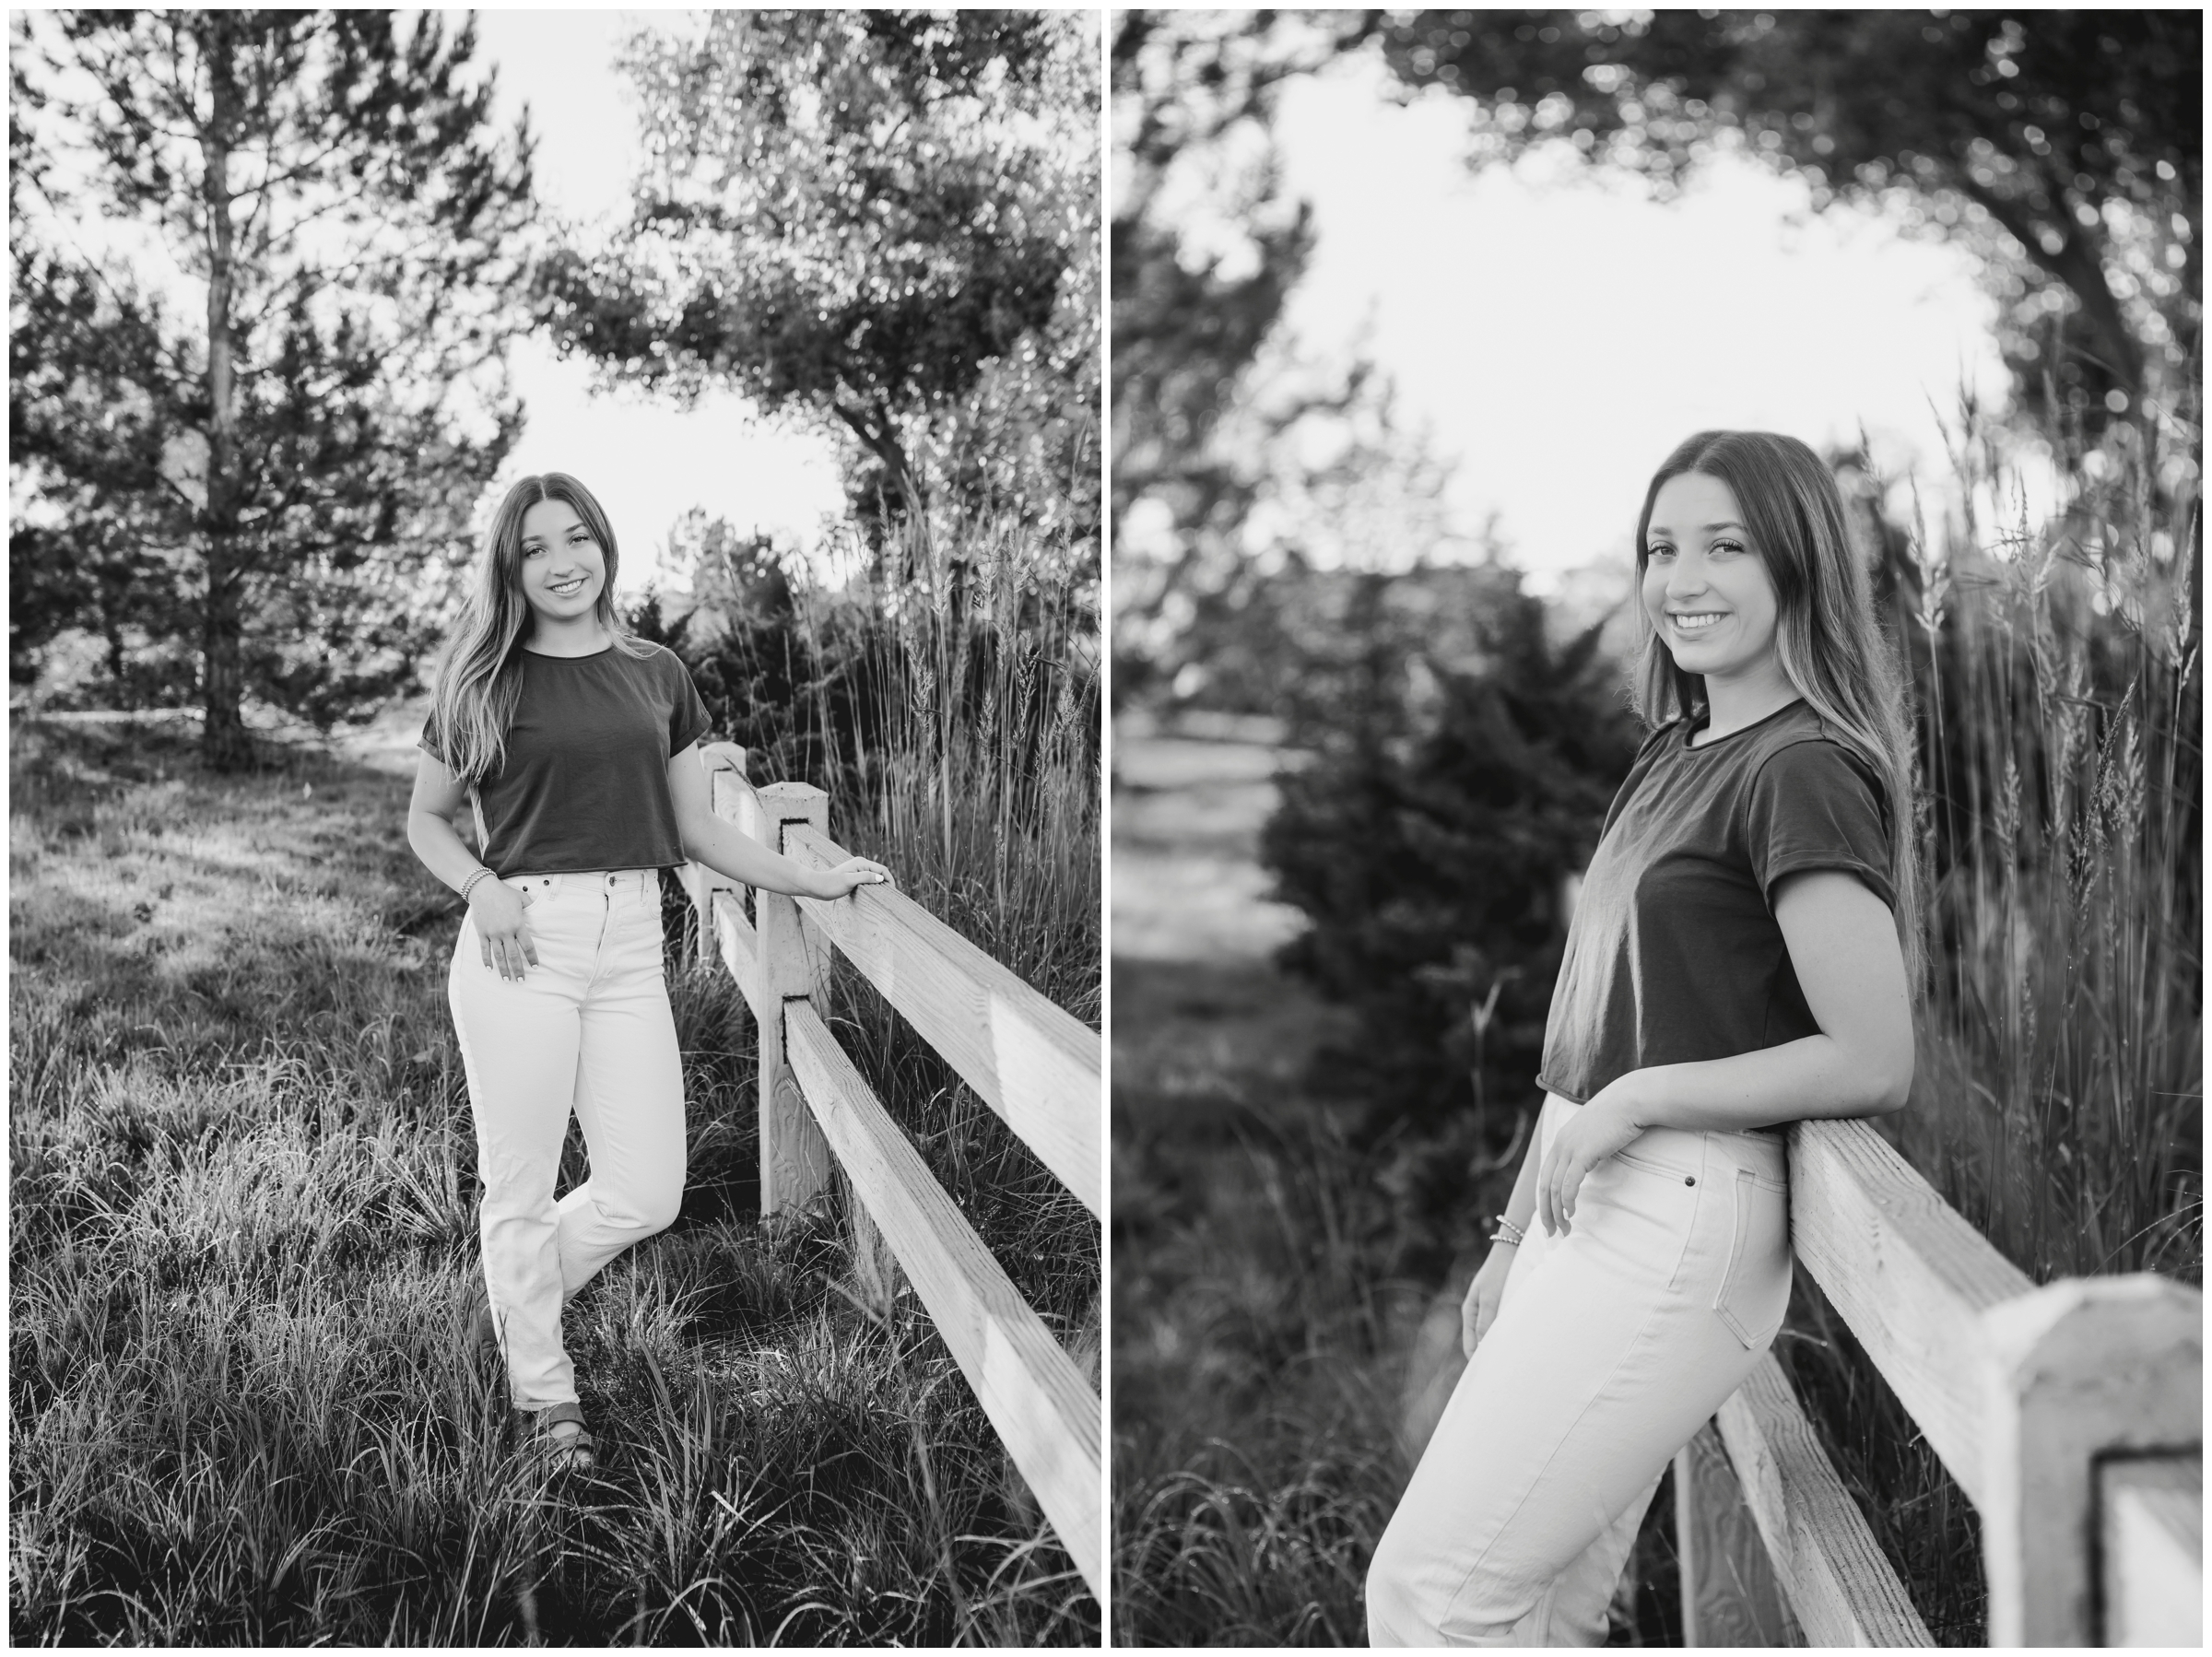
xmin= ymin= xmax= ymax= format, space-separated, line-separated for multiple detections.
xmin=540 ymin=11 xmax=1096 ymax=564
xmin=1380 ymin=9 xmax=2200 ymax=431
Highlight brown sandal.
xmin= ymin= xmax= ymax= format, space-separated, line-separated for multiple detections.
xmin=527 ymin=1401 xmax=595 ymax=1473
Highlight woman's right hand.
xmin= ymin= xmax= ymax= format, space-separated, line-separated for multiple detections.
xmin=471 ymin=880 xmax=537 ymax=981
xmin=1460 ymin=1241 xmax=1516 ymax=1359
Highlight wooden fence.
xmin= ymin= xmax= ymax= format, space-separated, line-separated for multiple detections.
xmin=672 ymin=743 xmax=1102 ymax=1599
xmin=1674 ymin=1115 xmax=2201 ymax=1646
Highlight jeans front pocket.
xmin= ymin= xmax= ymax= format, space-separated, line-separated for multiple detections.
xmin=1711 ymin=1166 xmax=1791 ymax=1349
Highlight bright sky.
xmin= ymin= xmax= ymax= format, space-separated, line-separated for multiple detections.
xmin=466 ymin=10 xmax=847 ymax=591
xmin=1265 ymin=52 xmax=2020 ymax=592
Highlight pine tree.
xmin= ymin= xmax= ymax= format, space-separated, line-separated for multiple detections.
xmin=1263 ymin=563 xmax=1644 ymax=1134
xmin=9 ymin=11 xmax=533 ymax=767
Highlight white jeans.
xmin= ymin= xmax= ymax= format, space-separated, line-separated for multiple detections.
xmin=447 ymin=867 xmax=687 ymax=1413
xmin=1367 ymin=1093 xmax=1793 ymax=1645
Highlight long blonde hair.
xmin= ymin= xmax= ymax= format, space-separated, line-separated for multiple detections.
xmin=424 ymin=473 xmax=653 ymax=783
xmin=1629 ymin=430 xmax=1927 ymax=999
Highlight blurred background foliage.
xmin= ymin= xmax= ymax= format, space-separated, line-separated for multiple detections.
xmin=1112 ymin=10 xmax=2199 ymax=1644
xmin=1112 ymin=5 xmax=2201 ymax=1244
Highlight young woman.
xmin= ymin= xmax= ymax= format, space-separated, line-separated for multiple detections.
xmin=1365 ymin=431 xmax=1922 ymax=1644
xmin=407 ymin=472 xmax=889 ymax=1472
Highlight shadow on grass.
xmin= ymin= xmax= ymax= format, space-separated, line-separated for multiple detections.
xmin=11 ymin=716 xmax=1097 ymax=1645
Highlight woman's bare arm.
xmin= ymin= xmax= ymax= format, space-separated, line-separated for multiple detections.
xmin=1617 ymin=868 xmax=1914 ymax=1132
xmin=406 ymin=750 xmax=489 ymax=892
xmin=666 ymin=746 xmax=888 ymax=899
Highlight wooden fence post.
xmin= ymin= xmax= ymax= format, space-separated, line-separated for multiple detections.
xmin=2100 ymin=1452 xmax=2203 ymax=1646
xmin=1977 ymin=1274 xmax=2201 ymax=1645
xmin=1675 ymin=1421 xmax=1802 ymax=1646
xmin=755 ymin=780 xmax=833 ymax=1216
xmin=688 ymin=744 xmax=748 ymax=968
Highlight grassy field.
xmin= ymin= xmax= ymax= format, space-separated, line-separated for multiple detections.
xmin=1109 ymin=725 xmax=1685 ymax=1645
xmin=10 ymin=711 xmax=1099 ymax=1645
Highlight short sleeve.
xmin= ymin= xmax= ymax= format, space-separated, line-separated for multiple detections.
xmin=665 ymin=650 xmax=712 ymax=756
xmin=1745 ymin=740 xmax=1895 ymax=912
xmin=417 ymin=719 xmax=451 ymax=768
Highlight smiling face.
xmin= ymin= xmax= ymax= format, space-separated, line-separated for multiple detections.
xmin=1641 ymin=471 xmax=1783 ymax=691
xmin=515 ymin=497 xmax=607 ymax=633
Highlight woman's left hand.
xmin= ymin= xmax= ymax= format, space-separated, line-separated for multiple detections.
xmin=812 ymin=857 xmax=893 ymax=899
xmin=1535 ymin=1081 xmax=1650 ymax=1237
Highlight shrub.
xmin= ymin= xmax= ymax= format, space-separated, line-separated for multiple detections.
xmin=1259 ymin=559 xmax=1642 ymax=1277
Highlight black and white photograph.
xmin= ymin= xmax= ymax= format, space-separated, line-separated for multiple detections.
xmin=13 ymin=9 xmax=1101 ymax=1643
xmin=1111 ymin=10 xmax=2198 ymax=1647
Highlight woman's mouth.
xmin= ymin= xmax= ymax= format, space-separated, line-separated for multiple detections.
xmin=1669 ymin=611 xmax=1726 ymax=633
xmin=547 ymin=577 xmax=587 ymax=597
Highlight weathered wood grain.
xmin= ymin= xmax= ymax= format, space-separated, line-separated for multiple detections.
xmin=2100 ymin=1452 xmax=2203 ymax=1647
xmin=780 ymin=820 xmax=1100 ymax=1218
xmin=1976 ymin=1275 xmax=2202 ymax=1644
xmin=681 ymin=743 xmax=749 ymax=966
xmin=709 ymin=890 xmax=760 ymax=1017
xmin=786 ymin=1003 xmax=1102 ymax=1597
xmin=1785 ymin=1117 xmax=2034 ymax=1508
xmin=1715 ymin=1355 xmax=1932 ymax=1645
xmin=1676 ymin=1421 xmax=1802 ymax=1646
xmin=753 ymin=781 xmax=834 ymax=1216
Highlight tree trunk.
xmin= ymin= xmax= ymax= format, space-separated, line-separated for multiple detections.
xmin=833 ymin=396 xmax=933 ymax=578
xmin=198 ymin=16 xmax=253 ymax=771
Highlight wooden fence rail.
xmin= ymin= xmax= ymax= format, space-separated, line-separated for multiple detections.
xmin=673 ymin=743 xmax=1102 ymax=1598
xmin=1677 ymin=1115 xmax=2201 ymax=1647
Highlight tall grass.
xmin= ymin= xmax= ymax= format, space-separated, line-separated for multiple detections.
xmin=1885 ymin=399 xmax=2201 ymax=1284
xmin=12 ymin=499 xmax=1102 ymax=1646
xmin=1756 ymin=399 xmax=2203 ymax=1643
xmin=1109 ymin=957 xmax=1682 ymax=1645
xmin=800 ymin=512 xmax=1102 ymax=1026
xmin=1110 ymin=401 xmax=2198 ymax=1644
xmin=1108 ymin=961 xmax=1402 ymax=1645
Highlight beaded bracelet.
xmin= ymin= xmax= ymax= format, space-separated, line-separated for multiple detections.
xmin=1488 ymin=1214 xmax=1525 ymax=1248
xmin=459 ymin=867 xmax=495 ymax=905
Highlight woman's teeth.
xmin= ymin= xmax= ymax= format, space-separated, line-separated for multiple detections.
xmin=1672 ymin=613 xmax=1724 ymax=631
xmin=548 ymin=578 xmax=585 ymax=596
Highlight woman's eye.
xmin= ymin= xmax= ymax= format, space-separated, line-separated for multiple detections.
xmin=1648 ymin=546 xmax=1675 ymax=559
xmin=1711 ymin=539 xmax=1745 ymax=556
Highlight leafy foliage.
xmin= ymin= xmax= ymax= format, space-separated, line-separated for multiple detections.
xmin=540 ymin=12 xmax=1099 ymax=555
xmin=8 ymin=11 xmax=534 ymax=764
xmin=1111 ymin=13 xmax=1486 ymax=713
xmin=1258 ymin=562 xmax=1642 ymax=1272
xmin=1379 ymin=9 xmax=2201 ymax=430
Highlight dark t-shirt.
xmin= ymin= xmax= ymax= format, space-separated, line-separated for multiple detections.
xmin=1535 ymin=698 xmax=1896 ymax=1114
xmin=419 ymin=640 xmax=713 ymax=877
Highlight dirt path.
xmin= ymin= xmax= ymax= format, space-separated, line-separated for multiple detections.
xmin=1109 ymin=716 xmax=1347 ymax=1127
